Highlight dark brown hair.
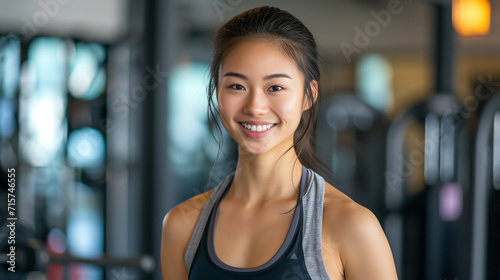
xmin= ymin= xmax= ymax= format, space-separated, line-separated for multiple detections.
xmin=207 ymin=6 xmax=333 ymax=183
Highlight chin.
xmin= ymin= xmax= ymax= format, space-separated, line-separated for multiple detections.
xmin=238 ymin=143 xmax=271 ymax=156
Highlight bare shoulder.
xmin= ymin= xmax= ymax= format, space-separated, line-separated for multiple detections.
xmin=163 ymin=189 xmax=215 ymax=231
xmin=322 ymin=182 xmax=398 ymax=280
xmin=161 ymin=189 xmax=215 ymax=280
xmin=322 ymin=182 xmax=380 ymax=237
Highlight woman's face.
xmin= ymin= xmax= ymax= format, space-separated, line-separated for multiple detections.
xmin=217 ymin=39 xmax=311 ymax=156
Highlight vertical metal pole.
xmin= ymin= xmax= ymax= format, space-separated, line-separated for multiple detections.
xmin=147 ymin=0 xmax=176 ymax=279
xmin=425 ymin=2 xmax=457 ymax=279
xmin=434 ymin=2 xmax=455 ymax=94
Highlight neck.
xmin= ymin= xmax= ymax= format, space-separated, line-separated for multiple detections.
xmin=228 ymin=144 xmax=304 ymax=205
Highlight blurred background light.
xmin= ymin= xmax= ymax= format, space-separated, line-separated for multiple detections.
xmin=69 ymin=42 xmax=106 ymax=100
xmin=66 ymin=182 xmax=103 ymax=280
xmin=67 ymin=127 xmax=105 ymax=168
xmin=67 ymin=182 xmax=103 ymax=257
xmin=453 ymin=0 xmax=491 ymax=36
xmin=22 ymin=93 xmax=65 ymax=166
xmin=0 ymin=35 xmax=20 ymax=99
xmin=356 ymin=54 xmax=393 ymax=113
xmin=29 ymin=37 xmax=66 ymax=89
xmin=20 ymin=37 xmax=66 ymax=167
xmin=440 ymin=183 xmax=463 ymax=221
xmin=47 ymin=228 xmax=67 ymax=255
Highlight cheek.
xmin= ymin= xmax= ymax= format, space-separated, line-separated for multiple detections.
xmin=217 ymin=94 xmax=238 ymax=122
xmin=276 ymin=95 xmax=304 ymax=124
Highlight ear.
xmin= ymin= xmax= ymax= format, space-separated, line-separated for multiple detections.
xmin=303 ymin=80 xmax=319 ymax=111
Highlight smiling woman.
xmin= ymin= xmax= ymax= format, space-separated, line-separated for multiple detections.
xmin=161 ymin=6 xmax=398 ymax=280
xmin=217 ymin=39 xmax=308 ymax=154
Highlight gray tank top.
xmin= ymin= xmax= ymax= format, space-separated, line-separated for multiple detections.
xmin=184 ymin=166 xmax=331 ymax=279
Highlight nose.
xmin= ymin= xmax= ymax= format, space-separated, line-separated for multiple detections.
xmin=243 ymin=90 xmax=269 ymax=116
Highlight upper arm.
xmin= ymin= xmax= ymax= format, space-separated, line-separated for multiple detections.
xmin=340 ymin=207 xmax=398 ymax=280
xmin=161 ymin=191 xmax=213 ymax=280
xmin=161 ymin=206 xmax=189 ymax=280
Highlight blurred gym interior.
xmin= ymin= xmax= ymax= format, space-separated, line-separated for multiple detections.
xmin=0 ymin=0 xmax=499 ymax=279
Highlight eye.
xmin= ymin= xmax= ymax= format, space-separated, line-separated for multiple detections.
xmin=229 ymin=84 xmax=245 ymax=90
xmin=268 ymin=85 xmax=284 ymax=92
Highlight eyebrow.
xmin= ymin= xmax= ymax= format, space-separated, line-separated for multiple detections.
xmin=223 ymin=72 xmax=292 ymax=80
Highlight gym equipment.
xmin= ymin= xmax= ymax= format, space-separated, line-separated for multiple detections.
xmin=384 ymin=94 xmax=471 ymax=280
xmin=471 ymin=93 xmax=500 ymax=280
xmin=316 ymin=93 xmax=388 ymax=220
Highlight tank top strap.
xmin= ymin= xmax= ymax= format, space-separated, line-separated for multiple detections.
xmin=184 ymin=173 xmax=234 ymax=272
xmin=301 ymin=167 xmax=331 ymax=279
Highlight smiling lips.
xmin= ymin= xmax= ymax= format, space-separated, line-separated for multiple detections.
xmin=239 ymin=122 xmax=276 ymax=139
xmin=242 ymin=123 xmax=274 ymax=132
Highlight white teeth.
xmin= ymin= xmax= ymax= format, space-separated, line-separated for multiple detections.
xmin=242 ymin=123 xmax=274 ymax=132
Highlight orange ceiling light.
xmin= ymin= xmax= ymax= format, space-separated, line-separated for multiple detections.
xmin=453 ymin=0 xmax=491 ymax=36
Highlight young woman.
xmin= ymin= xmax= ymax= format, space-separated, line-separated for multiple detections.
xmin=161 ymin=6 xmax=398 ymax=280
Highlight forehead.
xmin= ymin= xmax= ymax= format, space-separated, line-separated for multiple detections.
xmin=220 ymin=39 xmax=302 ymax=78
